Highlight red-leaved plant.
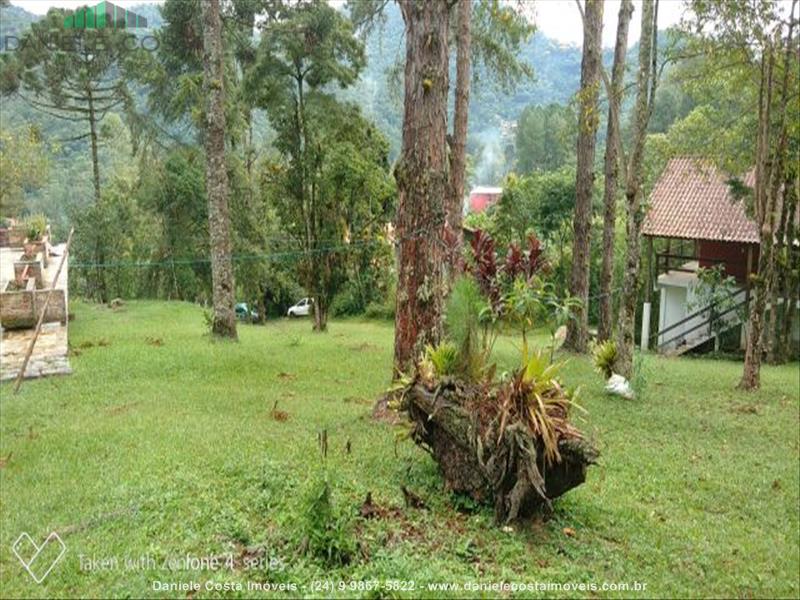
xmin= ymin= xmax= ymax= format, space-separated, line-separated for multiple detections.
xmin=469 ymin=229 xmax=548 ymax=308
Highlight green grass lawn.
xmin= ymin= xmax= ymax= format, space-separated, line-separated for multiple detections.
xmin=1 ymin=300 xmax=798 ymax=598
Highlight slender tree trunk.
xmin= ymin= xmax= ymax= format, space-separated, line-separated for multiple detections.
xmin=393 ymin=0 xmax=450 ymax=373
xmin=740 ymin=53 xmax=774 ymax=390
xmin=615 ymin=0 xmax=658 ymax=379
xmin=87 ymin=87 xmax=109 ymax=303
xmin=202 ymin=0 xmax=237 ymax=340
xmin=446 ymin=0 xmax=471 ymax=279
xmin=313 ymin=295 xmax=328 ymax=332
xmin=597 ymin=0 xmax=633 ymax=342
xmin=778 ymin=175 xmax=798 ymax=360
xmin=740 ymin=11 xmax=795 ymax=389
xmin=766 ymin=188 xmax=787 ymax=363
xmin=563 ymin=0 xmax=603 ymax=353
xmin=87 ymin=88 xmax=101 ymax=205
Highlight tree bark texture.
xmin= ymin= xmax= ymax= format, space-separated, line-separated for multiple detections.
xmin=446 ymin=0 xmax=471 ymax=279
xmin=202 ymin=0 xmax=238 ymax=340
xmin=393 ymin=0 xmax=450 ymax=373
xmin=615 ymin=0 xmax=658 ymax=379
xmin=740 ymin=11 xmax=795 ymax=389
xmin=564 ymin=0 xmax=603 ymax=353
xmin=597 ymin=0 xmax=633 ymax=342
xmin=406 ymin=383 xmax=597 ymax=523
xmin=778 ymin=176 xmax=798 ymax=361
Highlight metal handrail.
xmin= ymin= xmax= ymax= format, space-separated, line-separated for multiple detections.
xmin=655 ymin=253 xmax=746 ymax=275
xmin=650 ymin=286 xmax=746 ymax=343
xmin=656 ymin=297 xmax=749 ymax=351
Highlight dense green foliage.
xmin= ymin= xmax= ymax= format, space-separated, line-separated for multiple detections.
xmin=246 ymin=1 xmax=394 ymax=328
xmin=514 ymin=103 xmax=577 ymax=173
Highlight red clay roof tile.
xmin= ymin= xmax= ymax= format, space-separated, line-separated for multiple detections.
xmin=642 ymin=157 xmax=759 ymax=243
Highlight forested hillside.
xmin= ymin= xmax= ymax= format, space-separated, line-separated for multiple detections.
xmin=1 ymin=1 xmax=588 ymax=191
xmin=1 ymin=1 xmax=692 ymax=203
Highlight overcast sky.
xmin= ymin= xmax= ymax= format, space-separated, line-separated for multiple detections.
xmin=10 ymin=0 xmax=689 ymax=47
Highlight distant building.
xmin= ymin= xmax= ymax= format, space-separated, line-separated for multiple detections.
xmin=468 ymin=186 xmax=503 ymax=213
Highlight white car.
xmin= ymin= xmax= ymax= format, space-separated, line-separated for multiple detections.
xmin=287 ymin=297 xmax=312 ymax=317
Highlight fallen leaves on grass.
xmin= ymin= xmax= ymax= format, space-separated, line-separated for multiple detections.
xmin=145 ymin=336 xmax=163 ymax=347
xmin=107 ymin=402 xmax=139 ymax=416
xmin=277 ymin=372 xmax=296 ymax=381
xmin=342 ymin=396 xmax=370 ymax=405
xmin=269 ymin=400 xmax=289 ymax=422
xmin=359 ymin=492 xmax=380 ymax=519
xmin=349 ymin=342 xmax=378 ymax=352
xmin=563 ymin=527 xmax=577 ymax=538
xmin=731 ymin=403 xmax=760 ymax=415
xmin=401 ymin=485 xmax=427 ymax=509
xmin=77 ymin=338 xmax=111 ymax=350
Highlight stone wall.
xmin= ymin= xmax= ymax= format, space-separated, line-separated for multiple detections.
xmin=0 ymin=322 xmax=71 ymax=381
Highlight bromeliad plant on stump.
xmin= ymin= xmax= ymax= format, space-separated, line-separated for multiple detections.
xmin=395 ymin=231 xmax=598 ymax=523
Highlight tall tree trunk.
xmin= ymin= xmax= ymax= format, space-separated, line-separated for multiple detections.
xmin=446 ymin=0 xmax=471 ymax=279
xmin=563 ymin=0 xmax=603 ymax=353
xmin=615 ymin=0 xmax=658 ymax=379
xmin=393 ymin=0 xmax=450 ymax=373
xmin=740 ymin=52 xmax=775 ymax=390
xmin=597 ymin=0 xmax=633 ymax=342
xmin=313 ymin=295 xmax=328 ymax=332
xmin=202 ymin=0 xmax=238 ymax=340
xmin=87 ymin=87 xmax=109 ymax=303
xmin=740 ymin=10 xmax=795 ymax=389
xmin=778 ymin=175 xmax=798 ymax=361
xmin=766 ymin=187 xmax=787 ymax=364
xmin=87 ymin=88 xmax=101 ymax=205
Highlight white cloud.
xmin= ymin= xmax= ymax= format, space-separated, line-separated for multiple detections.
xmin=532 ymin=0 xmax=689 ymax=48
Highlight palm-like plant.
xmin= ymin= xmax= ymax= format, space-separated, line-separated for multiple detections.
xmin=496 ymin=349 xmax=583 ymax=465
xmin=592 ymin=339 xmax=617 ymax=379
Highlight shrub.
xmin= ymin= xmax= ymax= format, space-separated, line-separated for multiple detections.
xmin=330 ymin=288 xmax=362 ymax=317
xmin=364 ymin=281 xmax=396 ymax=320
xmin=495 ymin=349 xmax=582 ymax=466
xmin=445 ymin=276 xmax=496 ymax=381
xmin=300 ymin=477 xmax=356 ymax=566
xmin=24 ymin=213 xmax=47 ymax=241
xmin=420 ymin=342 xmax=459 ymax=380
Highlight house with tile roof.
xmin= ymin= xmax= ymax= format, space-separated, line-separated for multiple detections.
xmin=640 ymin=157 xmax=798 ymax=355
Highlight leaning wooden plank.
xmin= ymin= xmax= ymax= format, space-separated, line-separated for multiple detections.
xmin=13 ymin=228 xmax=73 ymax=393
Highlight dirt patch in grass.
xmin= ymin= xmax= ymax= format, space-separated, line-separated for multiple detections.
xmin=349 ymin=342 xmax=378 ymax=352
xmin=77 ymin=338 xmax=111 ymax=350
xmin=343 ymin=396 xmax=371 ymax=405
xmin=731 ymin=403 xmax=760 ymax=415
xmin=371 ymin=394 xmax=404 ymax=425
xmin=0 ymin=452 xmax=12 ymax=469
xmin=269 ymin=400 xmax=290 ymax=422
xmin=107 ymin=402 xmax=140 ymax=416
xmin=145 ymin=336 xmax=164 ymax=347
xmin=277 ymin=372 xmax=296 ymax=381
